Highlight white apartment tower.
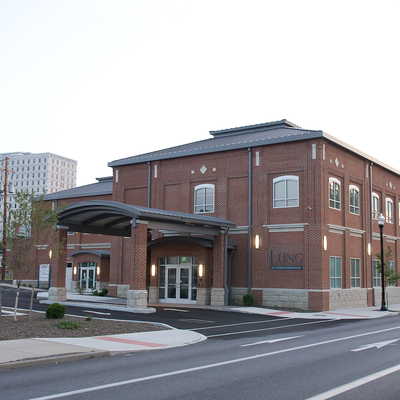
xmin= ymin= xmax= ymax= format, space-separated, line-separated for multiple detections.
xmin=0 ymin=151 xmax=78 ymax=199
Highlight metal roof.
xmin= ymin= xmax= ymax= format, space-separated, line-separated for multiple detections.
xmin=58 ymin=200 xmax=235 ymax=237
xmin=108 ymin=120 xmax=321 ymax=167
xmin=44 ymin=177 xmax=112 ymax=201
xmin=107 ymin=119 xmax=400 ymax=176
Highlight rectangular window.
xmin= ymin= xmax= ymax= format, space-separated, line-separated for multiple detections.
xmin=388 ymin=261 xmax=395 ymax=286
xmin=373 ymin=260 xmax=381 ymax=287
xmin=350 ymin=258 xmax=361 ymax=288
xmin=194 ymin=184 xmax=215 ymax=213
xmin=330 ymin=256 xmax=342 ymax=288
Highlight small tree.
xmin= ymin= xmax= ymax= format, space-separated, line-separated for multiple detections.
xmin=375 ymin=246 xmax=400 ymax=287
xmin=2 ymin=191 xmax=64 ymax=321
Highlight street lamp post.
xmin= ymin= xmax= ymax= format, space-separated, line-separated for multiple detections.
xmin=378 ymin=213 xmax=387 ymax=311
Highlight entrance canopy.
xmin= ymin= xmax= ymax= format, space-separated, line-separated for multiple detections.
xmin=57 ymin=200 xmax=236 ymax=237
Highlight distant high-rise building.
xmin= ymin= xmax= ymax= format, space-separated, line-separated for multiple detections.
xmin=0 ymin=151 xmax=78 ymax=208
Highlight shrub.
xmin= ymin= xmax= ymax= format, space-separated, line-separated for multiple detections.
xmin=57 ymin=321 xmax=80 ymax=330
xmin=243 ymin=294 xmax=255 ymax=306
xmin=92 ymin=287 xmax=108 ymax=297
xmin=45 ymin=303 xmax=66 ymax=319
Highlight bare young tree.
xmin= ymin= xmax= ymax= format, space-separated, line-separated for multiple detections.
xmin=2 ymin=191 xmax=64 ymax=321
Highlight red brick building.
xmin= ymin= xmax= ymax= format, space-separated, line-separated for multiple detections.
xmin=41 ymin=120 xmax=400 ymax=311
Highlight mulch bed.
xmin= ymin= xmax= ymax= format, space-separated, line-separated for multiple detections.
xmin=0 ymin=310 xmax=167 ymax=341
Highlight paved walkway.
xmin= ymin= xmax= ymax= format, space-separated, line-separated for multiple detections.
xmin=1 ymin=289 xmax=399 ymax=371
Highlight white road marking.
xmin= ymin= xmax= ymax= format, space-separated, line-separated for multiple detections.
xmin=82 ymin=310 xmax=111 ymax=316
xmin=241 ymin=335 xmax=304 ymax=347
xmin=163 ymin=308 xmax=189 ymax=312
xmin=351 ymin=338 xmax=400 ymax=352
xmin=179 ymin=319 xmax=215 ymax=323
xmin=192 ymin=319 xmax=287 ymax=331
xmin=206 ymin=319 xmax=336 ymax=337
xmin=29 ymin=325 xmax=400 ymax=400
xmin=306 ymin=363 xmax=400 ymax=399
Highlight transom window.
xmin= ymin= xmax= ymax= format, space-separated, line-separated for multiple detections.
xmin=194 ymin=184 xmax=214 ymax=213
xmin=372 ymin=193 xmax=379 ymax=219
xmin=273 ymin=176 xmax=299 ymax=208
xmin=386 ymin=198 xmax=394 ymax=224
xmin=349 ymin=185 xmax=360 ymax=215
xmin=350 ymin=258 xmax=361 ymax=288
xmin=330 ymin=256 xmax=342 ymax=288
xmin=329 ymin=178 xmax=341 ymax=210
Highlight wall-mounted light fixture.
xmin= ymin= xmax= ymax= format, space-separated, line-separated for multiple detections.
xmin=97 ymin=266 xmax=100 ymax=275
xmin=73 ymin=266 xmax=77 ymax=275
xmin=323 ymin=236 xmax=328 ymax=251
xmin=151 ymin=264 xmax=156 ymax=277
xmin=255 ymin=234 xmax=260 ymax=249
xmin=198 ymin=264 xmax=204 ymax=277
xmin=48 ymin=250 xmax=52 ymax=259
xmin=367 ymin=243 xmax=371 ymax=256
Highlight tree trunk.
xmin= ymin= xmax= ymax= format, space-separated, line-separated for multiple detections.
xmin=29 ymin=286 xmax=35 ymax=322
xmin=14 ymin=288 xmax=19 ymax=322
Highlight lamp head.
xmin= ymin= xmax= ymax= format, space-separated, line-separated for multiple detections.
xmin=378 ymin=213 xmax=385 ymax=227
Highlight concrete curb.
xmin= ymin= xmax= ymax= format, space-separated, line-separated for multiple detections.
xmin=0 ymin=350 xmax=110 ymax=372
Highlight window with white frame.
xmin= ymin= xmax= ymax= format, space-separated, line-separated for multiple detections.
xmin=373 ymin=260 xmax=381 ymax=287
xmin=350 ymin=258 xmax=361 ymax=288
xmin=273 ymin=176 xmax=299 ymax=208
xmin=386 ymin=198 xmax=394 ymax=223
xmin=349 ymin=185 xmax=360 ymax=215
xmin=388 ymin=261 xmax=395 ymax=286
xmin=194 ymin=184 xmax=215 ymax=213
xmin=330 ymin=256 xmax=342 ymax=288
xmin=329 ymin=178 xmax=341 ymax=210
xmin=372 ymin=193 xmax=379 ymax=219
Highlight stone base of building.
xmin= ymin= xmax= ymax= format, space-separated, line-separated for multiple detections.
xmin=197 ymin=288 xmax=211 ymax=305
xmin=148 ymin=286 xmax=158 ymax=303
xmin=210 ymin=288 xmax=226 ymax=306
xmin=48 ymin=287 xmax=67 ymax=302
xmin=231 ymin=287 xmax=248 ymax=305
xmin=372 ymin=286 xmax=400 ymax=308
xmin=329 ymin=288 xmax=368 ymax=310
xmin=127 ymin=290 xmax=148 ymax=309
xmin=262 ymin=288 xmax=309 ymax=310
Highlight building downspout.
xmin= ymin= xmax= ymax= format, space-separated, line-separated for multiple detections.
xmin=147 ymin=162 xmax=151 ymax=208
xmin=228 ymin=246 xmax=235 ymax=305
xmin=224 ymin=227 xmax=231 ymax=306
xmin=369 ymin=162 xmax=375 ymax=306
xmin=248 ymin=148 xmax=252 ymax=295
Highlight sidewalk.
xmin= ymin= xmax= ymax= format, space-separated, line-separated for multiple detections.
xmin=1 ymin=289 xmax=399 ymax=371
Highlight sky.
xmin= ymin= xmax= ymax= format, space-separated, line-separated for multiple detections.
xmin=1 ymin=0 xmax=399 ymax=186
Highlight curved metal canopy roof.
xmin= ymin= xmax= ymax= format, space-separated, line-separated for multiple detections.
xmin=58 ymin=200 xmax=235 ymax=237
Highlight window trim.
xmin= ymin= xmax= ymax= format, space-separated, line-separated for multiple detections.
xmin=349 ymin=185 xmax=360 ymax=215
xmin=373 ymin=259 xmax=381 ymax=287
xmin=273 ymin=175 xmax=299 ymax=208
xmin=194 ymin=183 xmax=215 ymax=214
xmin=372 ymin=192 xmax=379 ymax=219
xmin=386 ymin=198 xmax=394 ymax=224
xmin=329 ymin=177 xmax=341 ymax=210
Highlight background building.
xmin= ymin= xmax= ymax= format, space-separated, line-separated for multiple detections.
xmin=0 ymin=152 xmax=78 ymax=263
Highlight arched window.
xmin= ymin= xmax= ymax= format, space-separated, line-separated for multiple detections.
xmin=194 ymin=184 xmax=214 ymax=213
xmin=349 ymin=185 xmax=360 ymax=215
xmin=273 ymin=176 xmax=299 ymax=208
xmin=372 ymin=193 xmax=379 ymax=219
xmin=329 ymin=177 xmax=341 ymax=210
xmin=386 ymin=198 xmax=394 ymax=223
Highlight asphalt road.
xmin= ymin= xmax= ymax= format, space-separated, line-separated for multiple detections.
xmin=2 ymin=301 xmax=400 ymax=399
xmin=1 ymin=285 xmax=352 ymax=338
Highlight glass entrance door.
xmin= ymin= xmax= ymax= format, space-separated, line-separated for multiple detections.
xmin=166 ymin=266 xmax=190 ymax=302
xmin=79 ymin=268 xmax=96 ymax=290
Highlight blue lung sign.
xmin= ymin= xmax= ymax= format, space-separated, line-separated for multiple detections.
xmin=270 ymin=251 xmax=303 ymax=270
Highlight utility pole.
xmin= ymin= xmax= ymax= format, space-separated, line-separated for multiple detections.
xmin=0 ymin=157 xmax=14 ymax=281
